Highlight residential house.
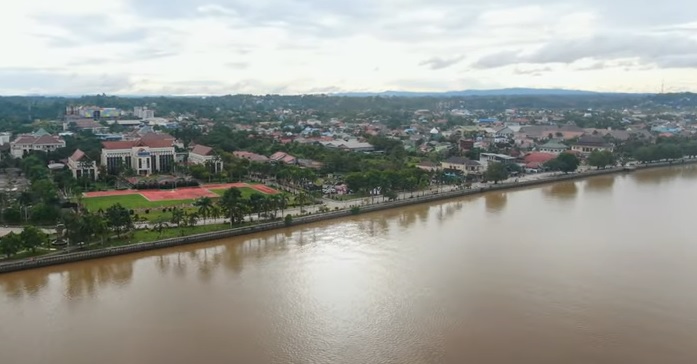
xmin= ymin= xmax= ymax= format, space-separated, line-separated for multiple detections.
xmin=537 ymin=139 xmax=568 ymax=154
xmin=319 ymin=139 xmax=375 ymax=152
xmin=101 ymin=134 xmax=176 ymax=175
xmin=269 ymin=151 xmax=297 ymax=164
xmin=189 ymin=144 xmax=223 ymax=173
xmin=458 ymin=138 xmax=474 ymax=153
xmin=495 ymin=127 xmax=515 ymax=138
xmin=523 ymin=152 xmax=556 ymax=171
xmin=233 ymin=151 xmax=269 ymax=163
xmin=67 ymin=149 xmax=99 ymax=180
xmin=442 ymin=157 xmax=483 ymax=174
xmin=479 ymin=153 xmax=516 ymax=169
xmin=10 ymin=129 xmax=66 ymax=158
xmin=417 ymin=161 xmax=440 ymax=172
xmin=571 ymin=135 xmax=614 ymax=155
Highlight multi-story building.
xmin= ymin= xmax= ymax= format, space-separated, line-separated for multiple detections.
xmin=479 ymin=153 xmax=517 ymax=169
xmin=442 ymin=157 xmax=483 ymax=175
xmin=0 ymin=132 xmax=11 ymax=145
xmin=101 ymin=134 xmax=175 ymax=175
xmin=10 ymin=129 xmax=66 ymax=158
xmin=67 ymin=149 xmax=99 ymax=181
xmin=134 ymin=106 xmax=155 ymax=119
xmin=189 ymin=145 xmax=223 ymax=173
xmin=571 ymin=135 xmax=614 ymax=155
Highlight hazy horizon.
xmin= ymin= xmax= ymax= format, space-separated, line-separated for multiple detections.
xmin=2 ymin=0 xmax=696 ymax=95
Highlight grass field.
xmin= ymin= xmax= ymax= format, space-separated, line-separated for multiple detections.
xmin=210 ymin=187 xmax=260 ymax=198
xmin=83 ymin=187 xmax=275 ymax=212
xmin=81 ymin=194 xmax=194 ymax=211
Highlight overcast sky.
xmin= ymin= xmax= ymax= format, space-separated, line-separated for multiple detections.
xmin=2 ymin=0 xmax=696 ymax=95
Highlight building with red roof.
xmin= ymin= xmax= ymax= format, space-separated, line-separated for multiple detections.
xmin=100 ymin=133 xmax=176 ymax=175
xmin=68 ymin=149 xmax=99 ymax=180
xmin=10 ymin=129 xmax=66 ymax=158
xmin=189 ymin=144 xmax=223 ymax=173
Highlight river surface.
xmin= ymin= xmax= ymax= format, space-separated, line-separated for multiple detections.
xmin=2 ymin=166 xmax=697 ymax=364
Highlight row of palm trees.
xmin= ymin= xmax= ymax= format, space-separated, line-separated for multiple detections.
xmin=193 ymin=189 xmax=307 ymax=228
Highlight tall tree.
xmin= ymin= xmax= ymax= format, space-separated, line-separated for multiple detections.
xmin=20 ymin=226 xmax=46 ymax=253
xmin=484 ymin=162 xmax=509 ymax=184
xmin=194 ymin=197 xmax=213 ymax=224
xmin=219 ymin=188 xmax=244 ymax=227
xmin=0 ymin=232 xmax=22 ymax=258
xmin=105 ymin=204 xmax=133 ymax=237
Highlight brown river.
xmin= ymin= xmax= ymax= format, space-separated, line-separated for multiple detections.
xmin=2 ymin=166 xmax=697 ymax=364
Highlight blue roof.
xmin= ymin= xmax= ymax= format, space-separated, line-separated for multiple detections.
xmin=478 ymin=118 xmax=497 ymax=123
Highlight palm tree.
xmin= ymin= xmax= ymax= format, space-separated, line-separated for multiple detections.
xmin=219 ymin=188 xmax=243 ymax=227
xmin=269 ymin=194 xmax=282 ymax=219
xmin=209 ymin=205 xmax=221 ymax=222
xmin=170 ymin=208 xmax=185 ymax=229
xmin=249 ymin=194 xmax=266 ymax=219
xmin=295 ymin=192 xmax=309 ymax=213
xmin=194 ymin=197 xmax=213 ymax=224
xmin=278 ymin=194 xmax=289 ymax=216
xmin=187 ymin=212 xmax=198 ymax=227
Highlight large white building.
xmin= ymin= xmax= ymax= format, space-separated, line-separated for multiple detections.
xmin=68 ymin=149 xmax=99 ymax=181
xmin=10 ymin=129 xmax=66 ymax=158
xmin=189 ymin=145 xmax=223 ymax=173
xmin=101 ymin=135 xmax=176 ymax=176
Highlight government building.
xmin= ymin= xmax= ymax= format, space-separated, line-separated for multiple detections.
xmin=101 ymin=134 xmax=176 ymax=175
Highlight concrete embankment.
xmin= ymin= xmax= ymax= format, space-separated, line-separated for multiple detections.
xmin=0 ymin=160 xmax=692 ymax=274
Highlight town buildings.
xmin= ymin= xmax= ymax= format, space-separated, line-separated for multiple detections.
xmin=67 ymin=149 xmax=99 ymax=180
xmin=571 ymin=136 xmax=614 ymax=155
xmin=318 ymin=139 xmax=375 ymax=152
xmin=441 ymin=157 xmax=483 ymax=174
xmin=101 ymin=134 xmax=176 ymax=175
xmin=189 ymin=145 xmax=223 ymax=173
xmin=537 ymin=140 xmax=568 ymax=154
xmin=10 ymin=129 xmax=66 ymax=158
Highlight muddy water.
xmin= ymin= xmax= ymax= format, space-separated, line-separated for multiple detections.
xmin=2 ymin=166 xmax=697 ymax=364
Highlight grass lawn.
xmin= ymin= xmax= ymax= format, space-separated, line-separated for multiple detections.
xmin=108 ymin=223 xmax=234 ymax=246
xmin=82 ymin=194 xmax=194 ymax=211
xmin=210 ymin=187 xmax=260 ymax=198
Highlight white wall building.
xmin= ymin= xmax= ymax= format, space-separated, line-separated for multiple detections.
xmin=189 ymin=145 xmax=223 ymax=173
xmin=101 ymin=137 xmax=176 ymax=175
xmin=10 ymin=130 xmax=65 ymax=158
xmin=0 ymin=132 xmax=11 ymax=145
xmin=68 ymin=149 xmax=99 ymax=181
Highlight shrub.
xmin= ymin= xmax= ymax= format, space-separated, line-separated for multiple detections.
xmin=350 ymin=206 xmax=361 ymax=215
xmin=129 ymin=209 xmax=135 ymax=215
xmin=284 ymin=214 xmax=293 ymax=227
xmin=144 ymin=209 xmax=150 ymax=214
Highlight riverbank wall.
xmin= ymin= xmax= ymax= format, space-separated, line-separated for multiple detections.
xmin=0 ymin=160 xmax=692 ymax=274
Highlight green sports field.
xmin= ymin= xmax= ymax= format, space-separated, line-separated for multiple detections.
xmin=209 ymin=187 xmax=260 ymax=198
xmin=82 ymin=187 xmax=269 ymax=211
xmin=81 ymin=194 xmax=194 ymax=211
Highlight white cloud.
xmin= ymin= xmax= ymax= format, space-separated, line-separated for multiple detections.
xmin=0 ymin=0 xmax=695 ymax=95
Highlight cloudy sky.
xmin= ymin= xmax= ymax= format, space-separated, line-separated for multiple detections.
xmin=2 ymin=0 xmax=696 ymax=95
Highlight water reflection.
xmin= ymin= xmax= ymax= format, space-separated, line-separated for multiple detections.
xmin=543 ymin=181 xmax=578 ymax=200
xmin=65 ymin=261 xmax=133 ymax=299
xmin=0 ymin=272 xmax=48 ymax=299
xmin=585 ymin=176 xmax=615 ymax=192
xmin=485 ymin=192 xmax=508 ymax=213
xmin=632 ymin=167 xmax=684 ymax=185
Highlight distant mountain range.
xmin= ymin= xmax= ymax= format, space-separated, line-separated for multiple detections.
xmin=333 ymin=88 xmax=649 ymax=97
